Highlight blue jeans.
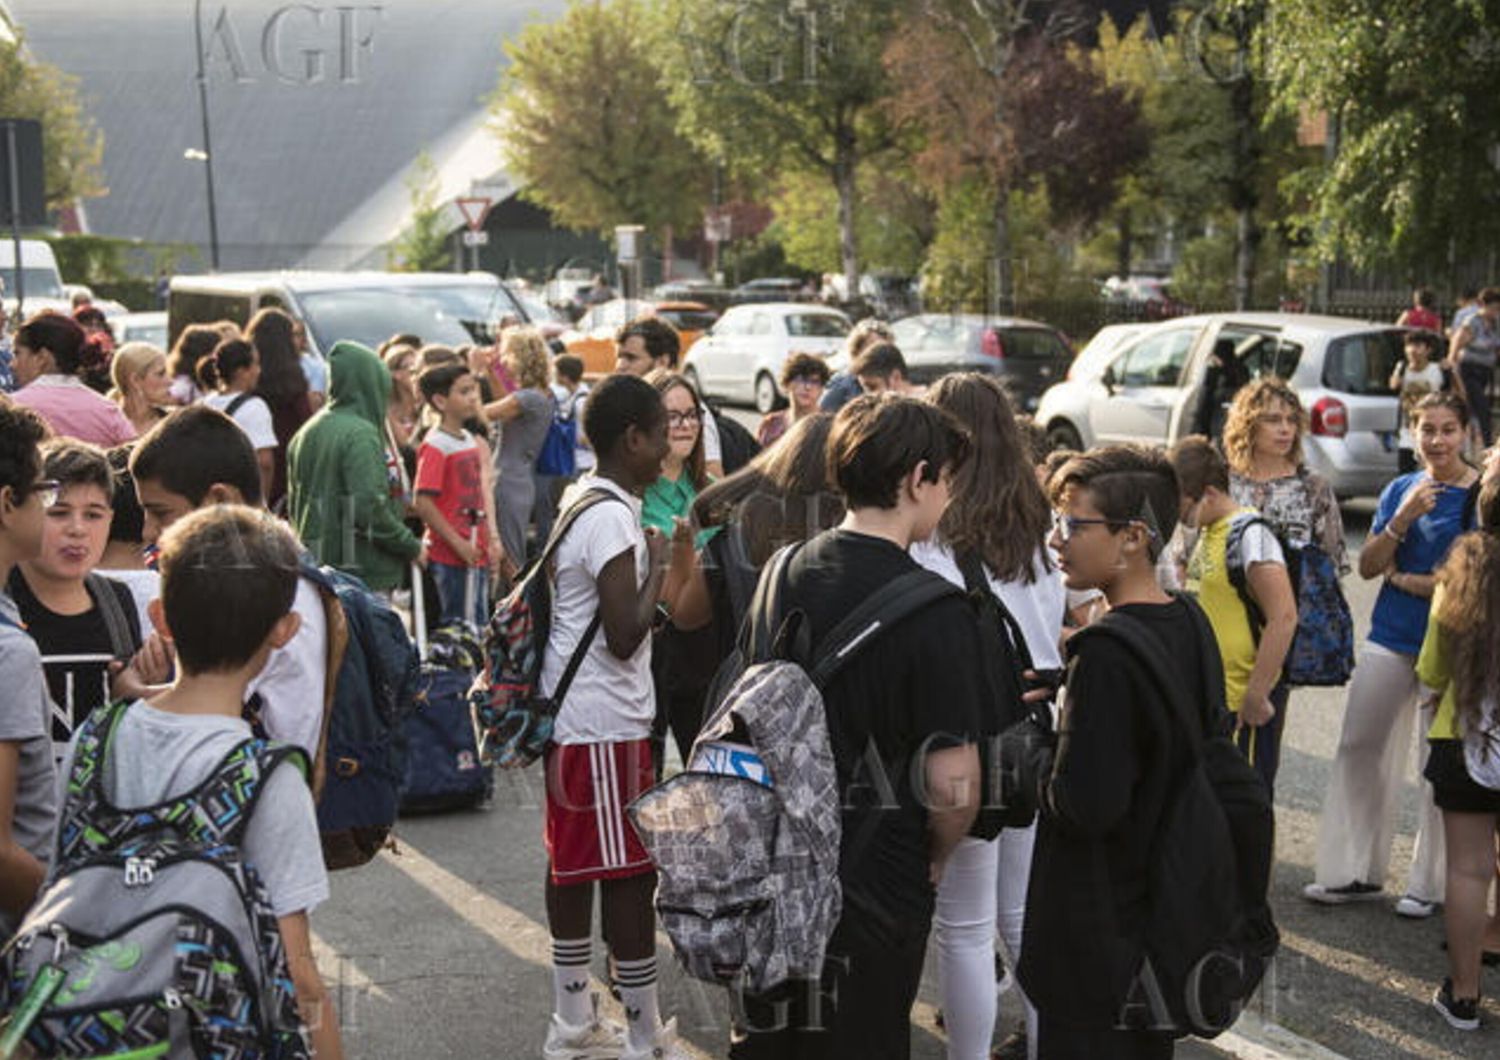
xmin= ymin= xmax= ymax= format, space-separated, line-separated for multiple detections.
xmin=429 ymin=560 xmax=488 ymax=632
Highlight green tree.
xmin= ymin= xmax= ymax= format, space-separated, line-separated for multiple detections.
xmin=494 ymin=0 xmax=712 ymax=238
xmin=0 ymin=35 xmax=105 ymax=209
xmin=387 ymin=152 xmax=452 ymax=272
xmin=664 ymin=0 xmax=907 ymax=300
xmin=766 ymin=167 xmax=930 ymax=278
xmin=1263 ymin=0 xmax=1500 ymax=278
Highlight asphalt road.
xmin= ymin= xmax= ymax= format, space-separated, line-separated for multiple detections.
xmin=308 ymin=428 xmax=1495 ymax=1058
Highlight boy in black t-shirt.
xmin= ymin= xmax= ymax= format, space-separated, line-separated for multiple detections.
xmin=1020 ymin=445 xmax=1211 ymax=1058
xmin=730 ymin=395 xmax=984 ymax=1060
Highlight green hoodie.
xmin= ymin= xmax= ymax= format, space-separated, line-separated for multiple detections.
xmin=287 ymin=341 xmax=419 ymax=590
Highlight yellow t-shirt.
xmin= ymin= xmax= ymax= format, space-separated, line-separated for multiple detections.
xmin=1186 ymin=509 xmax=1284 ymax=712
xmin=1416 ymin=583 xmax=1460 ymax=740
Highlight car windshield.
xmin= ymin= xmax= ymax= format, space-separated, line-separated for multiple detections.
xmin=507 ymin=286 xmax=566 ymax=325
xmin=298 ymin=283 xmax=512 ymax=352
xmin=785 ymin=313 xmax=849 ymax=338
xmin=1 ymin=268 xmax=66 ymax=300
xmin=1323 ymin=331 xmax=1402 ymax=396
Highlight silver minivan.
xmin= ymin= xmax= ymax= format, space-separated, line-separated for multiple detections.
xmin=1035 ymin=313 xmax=1407 ymax=498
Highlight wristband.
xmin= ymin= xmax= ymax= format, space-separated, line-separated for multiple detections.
xmin=1383 ymin=523 xmax=1407 ymax=544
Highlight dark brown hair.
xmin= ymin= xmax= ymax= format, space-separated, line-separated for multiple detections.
xmin=650 ymin=370 xmax=708 ymax=490
xmin=168 ymin=323 xmax=226 ymax=383
xmin=1049 ymin=444 xmax=1180 ymax=559
xmin=779 ymin=352 xmax=831 ymax=389
xmin=16 ymin=312 xmax=87 ymax=374
xmin=40 ymin=439 xmax=113 ymax=501
xmin=851 ymin=342 xmax=907 ymax=382
xmin=928 ymin=373 xmax=1050 ymax=582
xmin=245 ymin=307 xmax=308 ymax=406
xmin=1169 ymin=435 xmax=1230 ymax=501
xmin=197 ymin=338 xmax=256 ymax=391
xmin=828 ymin=395 xmax=969 ymax=510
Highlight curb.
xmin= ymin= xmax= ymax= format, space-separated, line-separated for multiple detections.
xmin=1209 ymin=1009 xmax=1351 ymax=1060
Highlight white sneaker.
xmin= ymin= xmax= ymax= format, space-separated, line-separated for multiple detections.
xmin=1395 ymin=894 xmax=1440 ymax=919
xmin=620 ymin=1017 xmax=690 ymax=1060
xmin=543 ymin=994 xmax=626 ymax=1060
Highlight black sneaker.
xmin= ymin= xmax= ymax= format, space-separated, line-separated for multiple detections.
xmin=1433 ymin=979 xmax=1480 ymax=1031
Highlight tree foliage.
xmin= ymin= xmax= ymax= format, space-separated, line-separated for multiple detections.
xmin=1263 ymin=0 xmax=1500 ymax=274
xmin=767 ymin=167 xmax=930 ymax=277
xmin=0 ymin=36 xmax=105 ymax=209
xmin=387 ymin=152 xmax=452 ymax=272
xmin=494 ymin=0 xmax=712 ymax=235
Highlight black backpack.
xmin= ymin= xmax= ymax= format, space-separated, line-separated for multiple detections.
xmin=1073 ymin=600 xmax=1278 ymax=1038
xmin=709 ymin=405 xmax=761 ymax=474
xmin=955 ymin=551 xmax=1036 ymax=838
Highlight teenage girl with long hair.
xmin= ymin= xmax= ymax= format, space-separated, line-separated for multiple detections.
xmin=245 ymin=308 xmax=313 ymax=508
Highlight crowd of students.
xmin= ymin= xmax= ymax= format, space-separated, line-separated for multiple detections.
xmin=4 ymin=297 xmax=1500 ymax=1060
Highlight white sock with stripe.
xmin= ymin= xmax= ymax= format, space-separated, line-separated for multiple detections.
xmin=552 ymin=937 xmax=593 ymax=1027
xmin=614 ymin=955 xmax=661 ymax=1050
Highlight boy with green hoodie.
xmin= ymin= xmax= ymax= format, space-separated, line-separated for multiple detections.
xmin=287 ymin=341 xmax=423 ymax=592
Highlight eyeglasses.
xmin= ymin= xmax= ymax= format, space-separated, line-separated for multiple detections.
xmin=1051 ymin=512 xmax=1158 ymax=543
xmin=667 ymin=409 xmax=701 ymax=428
xmin=30 ymin=479 xmax=60 ymax=509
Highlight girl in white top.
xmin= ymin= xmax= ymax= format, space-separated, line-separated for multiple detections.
xmin=197 ymin=338 xmax=277 ymax=501
xmin=911 ymin=372 xmax=1062 ymax=1060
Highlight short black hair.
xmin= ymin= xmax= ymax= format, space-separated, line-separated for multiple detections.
xmin=1414 ymin=287 xmax=1435 ymax=309
xmin=106 ymin=445 xmax=145 ymax=545
xmin=1049 ymin=445 xmax=1180 ymax=559
xmin=554 ymin=354 xmax=585 ymax=385
xmin=417 ymin=361 xmax=471 ymax=403
xmin=130 ymin=406 xmax=263 ymax=507
xmin=582 ymin=373 xmax=664 ymax=459
xmin=851 ymin=342 xmax=908 ymax=382
xmin=41 ymin=439 xmax=113 ymax=501
xmin=0 ymin=397 xmax=48 ymax=502
xmin=157 ymin=505 xmax=299 ymax=674
xmin=1405 ymin=329 xmax=1441 ymax=352
xmin=827 ymin=395 xmax=969 ymax=510
xmin=197 ymin=337 xmax=256 ymax=390
xmin=617 ymin=317 xmax=681 ymax=367
xmin=1169 ymin=435 xmax=1229 ymax=501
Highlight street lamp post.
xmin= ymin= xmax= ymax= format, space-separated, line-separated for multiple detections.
xmin=193 ymin=0 xmax=221 ymax=270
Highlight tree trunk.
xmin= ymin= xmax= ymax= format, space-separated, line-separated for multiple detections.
xmin=834 ymin=124 xmax=859 ymax=311
xmin=992 ymin=190 xmax=1013 ymax=315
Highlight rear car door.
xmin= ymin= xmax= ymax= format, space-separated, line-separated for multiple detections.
xmin=1318 ymin=329 xmax=1404 ymax=470
xmin=1090 ymin=326 xmax=1200 ymax=444
xmin=998 ymin=327 xmax=1074 ymax=412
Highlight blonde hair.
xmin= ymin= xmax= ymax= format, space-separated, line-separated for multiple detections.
xmin=109 ymin=341 xmax=166 ymax=399
xmin=501 ymin=325 xmax=550 ymax=390
xmin=1222 ymin=377 xmax=1306 ymax=474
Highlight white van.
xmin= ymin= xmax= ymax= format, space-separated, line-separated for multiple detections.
xmin=0 ymin=239 xmax=69 ymax=315
xmin=168 ymin=271 xmax=531 ymax=356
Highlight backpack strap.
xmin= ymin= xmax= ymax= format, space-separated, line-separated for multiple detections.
xmin=742 ymin=542 xmax=800 ymax=664
xmin=188 ymin=739 xmax=309 ymax=848
xmin=85 ymin=572 xmax=136 ymax=660
xmin=809 ymin=568 xmax=964 ymax=688
xmin=225 ymin=391 xmax=254 ymax=418
xmin=292 ymin=559 xmax=349 ymax=802
xmin=1224 ymin=513 xmax=1275 ymax=644
xmin=955 ymin=550 xmax=1036 ymax=673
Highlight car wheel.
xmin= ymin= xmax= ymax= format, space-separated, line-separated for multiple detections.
xmin=683 ymin=365 xmax=703 ymax=398
xmin=1046 ymin=421 xmax=1084 ymax=453
xmin=754 ymin=371 xmax=783 ymax=414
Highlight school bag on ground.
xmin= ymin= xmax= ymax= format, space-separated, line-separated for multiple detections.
xmin=1224 ymin=510 xmax=1354 ymax=686
xmin=0 ymin=701 xmax=311 ymax=1059
xmin=475 ymin=489 xmax=625 ymax=769
xmin=298 ymin=560 xmax=421 ymax=870
xmin=1072 ymin=602 xmax=1278 ymax=1038
xmin=400 ymin=567 xmax=491 ymax=813
xmin=627 ymin=544 xmax=963 ymax=995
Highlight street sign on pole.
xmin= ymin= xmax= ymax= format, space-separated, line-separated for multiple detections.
xmin=462 ymin=230 xmax=489 ymax=247
xmin=456 ymin=197 xmax=493 ymax=232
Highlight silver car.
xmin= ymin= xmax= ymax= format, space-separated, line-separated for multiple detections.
xmin=1035 ymin=313 xmax=1406 ymax=498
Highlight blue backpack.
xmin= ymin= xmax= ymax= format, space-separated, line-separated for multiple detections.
xmin=298 ymin=561 xmax=421 ymax=868
xmin=535 ymin=392 xmax=578 ymax=477
xmin=1225 ymin=514 xmax=1354 ymax=687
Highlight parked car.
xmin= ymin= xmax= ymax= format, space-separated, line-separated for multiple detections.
xmin=1101 ymin=275 xmax=1188 ymax=320
xmin=652 ymin=280 xmax=733 ymax=313
xmin=730 ymin=277 xmax=810 ymax=305
xmin=828 ymin=313 xmax=1072 ymax=411
xmin=114 ymin=311 xmax=169 ymax=349
xmin=683 ymin=303 xmax=850 ymax=412
xmin=0 ymin=239 xmax=70 ymax=318
xmin=503 ymin=281 xmax=571 ymax=344
xmin=1034 ymin=312 xmax=1405 ymax=497
xmin=561 ymin=299 xmax=717 ymax=377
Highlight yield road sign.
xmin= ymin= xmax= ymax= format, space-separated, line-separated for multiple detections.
xmin=456 ymin=197 xmax=493 ymax=232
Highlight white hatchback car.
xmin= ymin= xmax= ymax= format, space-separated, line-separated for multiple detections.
xmin=1035 ymin=313 xmax=1407 ymax=498
xmin=683 ymin=302 xmax=851 ymax=412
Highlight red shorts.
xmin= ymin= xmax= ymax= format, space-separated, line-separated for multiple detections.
xmin=544 ymin=739 xmax=655 ymax=884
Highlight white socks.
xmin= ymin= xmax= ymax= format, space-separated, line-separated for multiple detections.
xmin=614 ymin=955 xmax=661 ymax=1050
xmin=551 ymin=937 xmax=593 ymax=1027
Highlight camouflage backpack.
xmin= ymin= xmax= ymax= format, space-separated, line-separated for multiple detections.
xmin=0 ymin=702 xmax=311 ymax=1060
xmin=627 ymin=544 xmax=962 ymax=995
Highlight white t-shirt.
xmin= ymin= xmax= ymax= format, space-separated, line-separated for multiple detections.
xmin=96 ymin=567 xmax=160 ymax=643
xmin=244 ymin=578 xmax=328 ymax=756
xmin=701 ymin=406 xmax=722 ymax=465
xmin=1395 ymin=362 xmax=1445 ymax=449
xmin=910 ymin=540 xmax=1067 ymax=670
xmin=56 ymin=702 xmax=329 ymax=917
xmin=202 ymin=391 xmax=278 ymax=451
xmin=543 ymin=476 xmax=655 ymax=744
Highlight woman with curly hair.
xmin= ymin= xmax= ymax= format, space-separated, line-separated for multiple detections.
xmin=245 ymin=308 xmax=313 ymax=509
xmin=1306 ymin=391 xmax=1479 ymax=920
xmin=1418 ymin=473 xmax=1500 ymax=1029
xmin=483 ymin=325 xmax=551 ymax=569
xmin=757 ymin=352 xmax=830 ymax=448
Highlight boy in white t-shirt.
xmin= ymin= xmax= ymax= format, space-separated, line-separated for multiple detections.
xmin=1390 ymin=330 xmax=1446 ymax=474
xmin=539 ymin=374 xmax=682 ymax=1060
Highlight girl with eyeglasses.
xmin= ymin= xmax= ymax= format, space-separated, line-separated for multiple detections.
xmin=757 ymin=352 xmax=830 ymax=448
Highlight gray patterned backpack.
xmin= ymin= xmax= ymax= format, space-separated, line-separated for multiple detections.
xmin=0 ymin=701 xmax=311 ymax=1059
xmin=627 ymin=544 xmax=962 ymax=994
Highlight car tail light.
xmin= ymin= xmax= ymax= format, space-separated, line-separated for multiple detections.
xmin=981 ymin=330 xmax=1006 ymax=359
xmin=1309 ymin=396 xmax=1347 ymax=438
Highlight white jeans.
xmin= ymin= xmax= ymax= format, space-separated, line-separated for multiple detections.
xmin=1313 ymin=641 xmax=1445 ymax=901
xmin=934 ymin=826 xmax=1039 ymax=1060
